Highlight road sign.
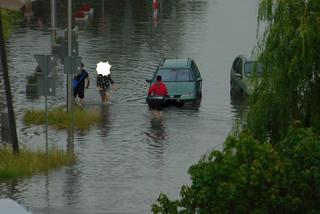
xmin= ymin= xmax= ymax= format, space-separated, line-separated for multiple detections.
xmin=33 ymin=55 xmax=57 ymax=97
xmin=36 ymin=76 xmax=56 ymax=96
xmin=26 ymin=71 xmax=56 ymax=97
xmin=63 ymin=56 xmax=82 ymax=74
xmin=34 ymin=54 xmax=56 ymax=73
xmin=52 ymin=41 xmax=79 ymax=59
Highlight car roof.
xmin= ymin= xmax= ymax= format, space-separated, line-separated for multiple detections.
xmin=239 ymin=55 xmax=258 ymax=63
xmin=159 ymin=58 xmax=192 ymax=69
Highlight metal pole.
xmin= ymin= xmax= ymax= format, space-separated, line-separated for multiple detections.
xmin=0 ymin=10 xmax=19 ymax=154
xmin=49 ymin=1 xmax=56 ymax=156
xmin=50 ymin=0 xmax=56 ymax=47
xmin=44 ymin=56 xmax=48 ymax=156
xmin=102 ymin=0 xmax=104 ymax=15
xmin=67 ymin=0 xmax=72 ymax=112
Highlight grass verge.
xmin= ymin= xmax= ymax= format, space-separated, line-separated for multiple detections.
xmin=23 ymin=106 xmax=101 ymax=130
xmin=0 ymin=146 xmax=76 ymax=180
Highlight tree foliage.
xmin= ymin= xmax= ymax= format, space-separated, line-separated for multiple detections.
xmin=0 ymin=9 xmax=22 ymax=40
xmin=152 ymin=125 xmax=320 ymax=213
xmin=247 ymin=0 xmax=320 ymax=142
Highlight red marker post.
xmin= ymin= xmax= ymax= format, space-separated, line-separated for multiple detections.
xmin=153 ymin=0 xmax=159 ymax=23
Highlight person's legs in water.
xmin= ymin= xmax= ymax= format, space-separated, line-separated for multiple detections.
xmin=151 ymin=109 xmax=162 ymax=118
xmin=149 ymin=98 xmax=163 ymax=118
xmin=73 ymin=87 xmax=81 ymax=105
xmin=155 ymin=105 xmax=163 ymax=118
xmin=99 ymin=89 xmax=108 ymax=103
xmin=106 ymin=90 xmax=111 ymax=103
xmin=78 ymin=87 xmax=85 ymax=106
xmin=100 ymin=88 xmax=111 ymax=104
xmin=99 ymin=89 xmax=104 ymax=102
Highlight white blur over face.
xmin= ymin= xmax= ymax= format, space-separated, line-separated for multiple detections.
xmin=96 ymin=61 xmax=111 ymax=76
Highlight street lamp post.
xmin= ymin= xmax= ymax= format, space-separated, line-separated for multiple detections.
xmin=67 ymin=0 xmax=72 ymax=112
xmin=51 ymin=0 xmax=56 ymax=47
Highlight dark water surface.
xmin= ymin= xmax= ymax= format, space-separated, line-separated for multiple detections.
xmin=0 ymin=0 xmax=258 ymax=213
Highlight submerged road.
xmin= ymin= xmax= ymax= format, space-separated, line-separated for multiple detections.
xmin=0 ymin=0 xmax=259 ymax=213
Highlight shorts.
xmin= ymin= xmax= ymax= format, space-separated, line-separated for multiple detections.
xmin=74 ymin=86 xmax=84 ymax=98
xmin=99 ymin=87 xmax=110 ymax=93
xmin=148 ymin=96 xmax=165 ymax=111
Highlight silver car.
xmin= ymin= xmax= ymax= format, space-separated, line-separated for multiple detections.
xmin=230 ymin=55 xmax=263 ymax=96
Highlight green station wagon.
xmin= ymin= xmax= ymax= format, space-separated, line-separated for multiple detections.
xmin=230 ymin=55 xmax=263 ymax=96
xmin=146 ymin=58 xmax=202 ymax=107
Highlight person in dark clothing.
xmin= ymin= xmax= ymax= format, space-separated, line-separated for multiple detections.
xmin=147 ymin=75 xmax=168 ymax=117
xmin=96 ymin=73 xmax=116 ymax=103
xmin=73 ymin=63 xmax=90 ymax=106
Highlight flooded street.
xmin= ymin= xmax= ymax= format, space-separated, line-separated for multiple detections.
xmin=0 ymin=0 xmax=258 ymax=213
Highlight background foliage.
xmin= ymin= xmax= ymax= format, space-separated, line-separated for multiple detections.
xmin=247 ymin=0 xmax=320 ymax=142
xmin=1 ymin=9 xmax=22 ymax=39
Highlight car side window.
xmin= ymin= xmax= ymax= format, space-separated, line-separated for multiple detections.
xmin=191 ymin=61 xmax=200 ymax=78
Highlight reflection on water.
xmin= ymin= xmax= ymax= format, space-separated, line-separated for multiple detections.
xmin=97 ymin=104 xmax=111 ymax=139
xmin=66 ymin=128 xmax=74 ymax=153
xmin=146 ymin=117 xmax=167 ymax=154
xmin=0 ymin=179 xmax=21 ymax=200
xmin=62 ymin=164 xmax=81 ymax=206
xmin=230 ymin=88 xmax=250 ymax=118
xmin=0 ymin=0 xmax=260 ymax=213
xmin=148 ymin=118 xmax=167 ymax=143
xmin=230 ymin=89 xmax=250 ymax=136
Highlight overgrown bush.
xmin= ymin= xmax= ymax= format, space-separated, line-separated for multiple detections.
xmin=152 ymin=124 xmax=320 ymax=213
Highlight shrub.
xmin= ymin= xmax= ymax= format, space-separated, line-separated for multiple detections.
xmin=152 ymin=125 xmax=320 ymax=213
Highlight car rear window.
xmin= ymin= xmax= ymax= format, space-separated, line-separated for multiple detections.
xmin=156 ymin=69 xmax=194 ymax=82
xmin=244 ymin=62 xmax=263 ymax=77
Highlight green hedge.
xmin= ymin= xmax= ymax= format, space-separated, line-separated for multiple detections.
xmin=152 ymin=124 xmax=320 ymax=213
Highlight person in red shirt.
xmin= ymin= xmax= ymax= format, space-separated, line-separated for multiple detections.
xmin=148 ymin=75 xmax=168 ymax=97
xmin=147 ymin=75 xmax=168 ymax=117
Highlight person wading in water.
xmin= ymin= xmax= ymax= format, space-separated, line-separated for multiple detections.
xmin=147 ymin=75 xmax=168 ymax=118
xmin=73 ymin=63 xmax=90 ymax=106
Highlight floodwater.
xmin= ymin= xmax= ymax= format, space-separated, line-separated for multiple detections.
xmin=0 ymin=0 xmax=258 ymax=213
